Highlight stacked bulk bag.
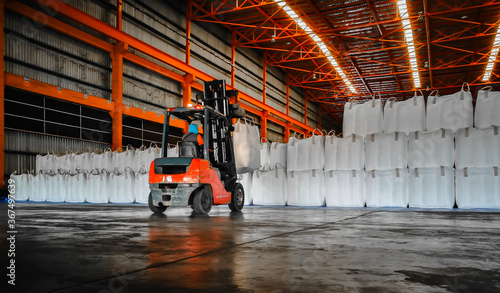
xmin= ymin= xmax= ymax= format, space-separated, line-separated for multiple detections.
xmin=237 ymin=172 xmax=253 ymax=205
xmin=134 ymin=167 xmax=150 ymax=204
xmin=87 ymin=169 xmax=110 ymax=203
xmin=109 ymin=168 xmax=135 ymax=203
xmin=9 ymin=171 xmax=34 ymax=201
xmin=343 ymin=93 xmax=384 ymax=138
xmin=134 ymin=144 xmax=161 ymax=171
xmin=455 ymin=127 xmax=500 ymax=169
xmin=407 ymin=129 xmax=455 ymax=208
xmin=167 ymin=143 xmax=179 ymax=158
xmin=365 ymin=132 xmax=408 ymax=171
xmin=260 ymin=138 xmax=271 ymax=168
xmin=252 ymin=165 xmax=287 ymax=206
xmin=455 ymin=126 xmax=500 ymax=209
xmin=426 ymin=84 xmax=474 ymax=133
xmin=308 ymin=130 xmax=325 ymax=170
xmin=408 ymin=129 xmax=454 ymax=169
xmin=408 ymin=167 xmax=455 ymax=208
xmin=383 ymin=91 xmax=426 ymax=134
xmin=269 ymin=141 xmax=287 ymax=170
xmin=287 ymin=170 xmax=324 ymax=206
xmin=66 ymin=171 xmax=88 ymax=203
xmin=31 ymin=172 xmax=49 ymax=202
xmin=46 ymin=170 xmax=68 ymax=202
xmin=365 ymin=169 xmax=408 ymax=208
xmin=287 ymin=134 xmax=308 ymax=172
xmin=324 ymin=170 xmax=365 ymax=207
xmin=456 ymin=167 xmax=500 ymax=209
xmin=233 ymin=118 xmax=261 ymax=174
xmin=475 ymin=87 xmax=500 ymax=128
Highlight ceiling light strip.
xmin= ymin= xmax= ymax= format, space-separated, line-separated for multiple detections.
xmin=397 ymin=0 xmax=421 ymax=88
xmin=483 ymin=23 xmax=500 ymax=81
xmin=274 ymin=0 xmax=357 ymax=93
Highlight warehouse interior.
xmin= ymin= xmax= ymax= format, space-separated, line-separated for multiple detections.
xmin=1 ymin=0 xmax=500 ymax=292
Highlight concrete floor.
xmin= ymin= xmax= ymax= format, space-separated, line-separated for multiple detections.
xmin=1 ymin=203 xmax=499 ymax=293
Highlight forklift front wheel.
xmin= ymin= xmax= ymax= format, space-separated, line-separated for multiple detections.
xmin=229 ymin=183 xmax=245 ymax=212
xmin=192 ymin=187 xmax=213 ymax=214
xmin=148 ymin=193 xmax=168 ymax=213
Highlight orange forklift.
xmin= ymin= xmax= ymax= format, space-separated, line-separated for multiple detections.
xmin=148 ymin=80 xmax=246 ymax=214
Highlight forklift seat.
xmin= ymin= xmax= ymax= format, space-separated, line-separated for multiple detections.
xmin=179 ymin=141 xmax=200 ymax=158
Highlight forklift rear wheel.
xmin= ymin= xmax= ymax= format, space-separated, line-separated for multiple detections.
xmin=193 ymin=187 xmax=213 ymax=214
xmin=148 ymin=193 xmax=167 ymax=213
xmin=229 ymin=183 xmax=245 ymax=211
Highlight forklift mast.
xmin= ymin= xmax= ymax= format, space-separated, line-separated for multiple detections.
xmin=201 ymin=80 xmax=239 ymax=188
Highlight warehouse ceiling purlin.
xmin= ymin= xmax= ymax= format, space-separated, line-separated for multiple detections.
xmin=190 ymin=0 xmax=500 ymax=121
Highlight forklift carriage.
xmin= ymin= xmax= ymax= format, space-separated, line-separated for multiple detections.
xmin=148 ymin=80 xmax=246 ymax=214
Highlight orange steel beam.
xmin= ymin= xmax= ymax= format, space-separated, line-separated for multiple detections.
xmin=31 ymin=0 xmax=313 ymax=133
xmin=286 ymin=74 xmax=290 ymax=115
xmin=182 ymin=74 xmax=196 ymax=106
xmin=231 ymin=29 xmax=236 ymax=87
xmin=263 ymin=52 xmax=267 ymax=104
xmin=5 ymin=73 xmax=186 ymax=129
xmin=0 ymin=0 xmax=4 ymax=188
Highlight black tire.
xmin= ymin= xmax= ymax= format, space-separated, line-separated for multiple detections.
xmin=148 ymin=193 xmax=167 ymax=213
xmin=229 ymin=183 xmax=245 ymax=211
xmin=193 ymin=187 xmax=213 ymax=214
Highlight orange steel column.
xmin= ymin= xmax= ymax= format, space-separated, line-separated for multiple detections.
xmin=111 ymin=42 xmax=127 ymax=150
xmin=183 ymin=74 xmax=196 ymax=107
xmin=185 ymin=0 xmax=191 ymax=65
xmin=262 ymin=53 xmax=267 ymax=104
xmin=0 ymin=1 xmax=4 ymax=188
xmin=261 ymin=110 xmax=268 ymax=139
xmin=231 ymin=29 xmax=236 ymax=87
xmin=285 ymin=122 xmax=291 ymax=143
xmin=116 ymin=0 xmax=122 ymax=30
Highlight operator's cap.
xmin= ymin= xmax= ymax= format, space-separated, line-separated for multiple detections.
xmin=188 ymin=123 xmax=198 ymax=134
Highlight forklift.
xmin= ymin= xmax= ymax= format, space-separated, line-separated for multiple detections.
xmin=148 ymin=80 xmax=246 ymax=214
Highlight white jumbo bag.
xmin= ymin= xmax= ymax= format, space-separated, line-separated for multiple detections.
xmin=269 ymin=142 xmax=287 ymax=171
xmin=365 ymin=132 xmax=408 ymax=171
xmin=308 ymin=130 xmax=325 ymax=170
xmin=343 ymin=93 xmax=384 ymax=138
xmin=167 ymin=143 xmax=179 ymax=158
xmin=455 ymin=127 xmax=500 ymax=169
xmin=456 ymin=167 xmax=500 ymax=209
xmin=134 ymin=167 xmax=150 ymax=204
xmin=137 ymin=143 xmax=162 ymax=172
xmin=286 ymin=170 xmax=310 ymax=206
xmin=115 ymin=145 xmax=135 ymax=173
xmin=286 ymin=134 xmax=300 ymax=172
xmin=46 ymin=170 xmax=67 ymax=202
xmin=383 ymin=91 xmax=426 ymax=134
xmin=270 ymin=164 xmax=287 ymax=206
xmin=296 ymin=135 xmax=311 ymax=171
xmin=260 ymin=138 xmax=271 ymax=169
xmin=36 ymin=154 xmax=47 ymax=174
xmin=109 ymin=168 xmax=135 ymax=203
xmin=87 ymin=169 xmax=110 ymax=203
xmin=408 ymin=167 xmax=455 ymax=209
xmin=475 ymin=86 xmax=500 ymax=129
xmin=9 ymin=170 xmax=33 ymax=201
xmin=66 ymin=170 xmax=88 ymax=203
xmin=308 ymin=169 xmax=325 ymax=206
xmin=233 ymin=118 xmax=261 ymax=174
xmin=365 ymin=169 xmax=408 ymax=208
xmin=31 ymin=171 xmax=49 ymax=202
xmin=408 ymin=129 xmax=454 ymax=168
xmin=237 ymin=172 xmax=253 ymax=205
xmin=325 ymin=170 xmax=365 ymax=207
xmin=251 ymin=165 xmax=274 ymax=205
xmin=324 ymin=133 xmax=364 ymax=171
xmin=426 ymin=84 xmax=473 ymax=133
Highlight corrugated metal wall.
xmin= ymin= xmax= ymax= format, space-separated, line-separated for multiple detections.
xmin=3 ymin=0 xmax=325 ymax=176
xmin=5 ymin=130 xmax=108 ymax=174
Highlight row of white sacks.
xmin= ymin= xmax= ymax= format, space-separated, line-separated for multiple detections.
xmin=343 ymin=85 xmax=500 ymax=138
xmin=34 ymin=145 xmax=188 ymax=175
xmin=279 ymin=126 xmax=500 ymax=172
xmin=10 ymin=168 xmax=150 ymax=203
xmin=238 ymin=166 xmax=500 ymax=209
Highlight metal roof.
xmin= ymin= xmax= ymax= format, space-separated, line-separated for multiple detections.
xmin=190 ymin=0 xmax=500 ymax=121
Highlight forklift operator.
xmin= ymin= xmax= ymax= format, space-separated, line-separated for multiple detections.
xmin=180 ymin=123 xmax=204 ymax=157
